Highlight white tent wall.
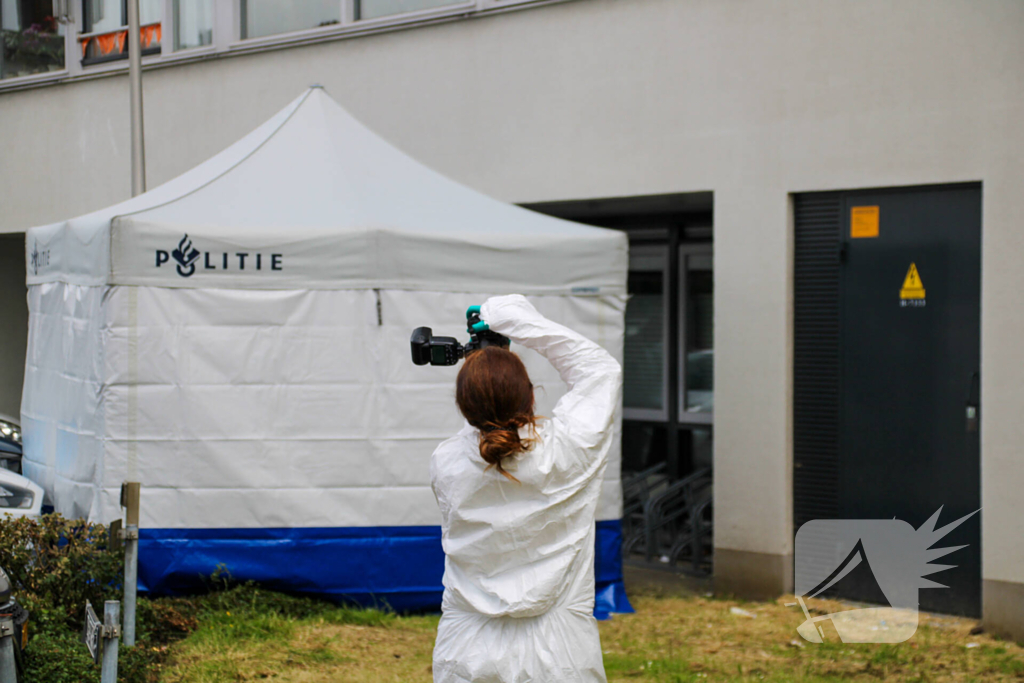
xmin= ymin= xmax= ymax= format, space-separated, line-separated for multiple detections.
xmin=23 ymin=285 xmax=626 ymax=610
xmin=93 ymin=287 xmax=623 ymax=529
xmin=22 ymin=282 xmax=107 ymax=519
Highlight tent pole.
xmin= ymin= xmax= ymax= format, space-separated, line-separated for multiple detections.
xmin=127 ymin=0 xmax=146 ymax=196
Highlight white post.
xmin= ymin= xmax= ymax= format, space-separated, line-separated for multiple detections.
xmin=127 ymin=0 xmax=146 ymax=196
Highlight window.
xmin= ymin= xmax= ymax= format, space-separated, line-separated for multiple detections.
xmin=0 ymin=0 xmax=66 ymax=80
xmin=240 ymin=0 xmax=340 ymax=39
xmin=80 ymin=0 xmax=161 ymax=64
xmin=623 ymin=243 xmax=714 ymax=422
xmin=0 ymin=0 xmax=550 ymax=90
xmin=624 ymin=245 xmax=668 ymax=419
xmin=82 ymin=0 xmax=161 ymax=33
xmin=173 ymin=0 xmax=212 ymax=50
xmin=356 ymin=0 xmax=463 ymax=21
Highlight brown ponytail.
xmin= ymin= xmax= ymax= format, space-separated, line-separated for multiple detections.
xmin=455 ymin=346 xmax=538 ymax=482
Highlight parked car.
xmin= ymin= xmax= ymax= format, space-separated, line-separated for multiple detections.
xmin=0 ymin=415 xmax=41 ymax=519
xmin=0 ymin=469 xmax=42 ymax=519
xmin=0 ymin=413 xmax=22 ymax=475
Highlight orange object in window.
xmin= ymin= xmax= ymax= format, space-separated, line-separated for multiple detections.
xmin=95 ymin=33 xmax=118 ymax=55
xmin=82 ymin=23 xmax=162 ymax=61
xmin=141 ymin=24 xmax=163 ymax=49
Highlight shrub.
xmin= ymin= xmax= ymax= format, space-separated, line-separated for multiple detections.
xmin=0 ymin=513 xmax=123 ymax=633
xmin=0 ymin=515 xmax=394 ymax=682
xmin=0 ymin=514 xmax=136 ymax=682
xmin=19 ymin=629 xmax=99 ymax=683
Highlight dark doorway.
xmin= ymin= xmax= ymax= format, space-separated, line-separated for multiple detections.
xmin=527 ymin=193 xmax=715 ymax=575
xmin=524 ymin=193 xmax=714 ymax=479
xmin=794 ymin=184 xmax=981 ymax=616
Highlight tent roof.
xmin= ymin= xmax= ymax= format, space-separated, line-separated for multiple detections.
xmin=27 ymin=88 xmax=626 ymax=295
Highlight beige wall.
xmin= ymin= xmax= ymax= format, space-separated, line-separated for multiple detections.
xmin=1 ymin=0 xmax=1022 ymax=628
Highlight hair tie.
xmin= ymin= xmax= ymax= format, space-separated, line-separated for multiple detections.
xmin=481 ymin=425 xmax=517 ymax=434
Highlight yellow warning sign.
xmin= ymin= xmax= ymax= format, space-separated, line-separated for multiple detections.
xmin=900 ymin=263 xmax=926 ymax=299
xmin=851 ymin=206 xmax=880 ymax=238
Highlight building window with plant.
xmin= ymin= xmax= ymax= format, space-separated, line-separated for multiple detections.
xmin=0 ymin=0 xmax=66 ymax=80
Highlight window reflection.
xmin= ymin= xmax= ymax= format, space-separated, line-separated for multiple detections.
xmin=624 ymin=266 xmax=665 ymax=412
xmin=357 ymin=0 xmax=462 ymax=21
xmin=82 ymin=0 xmax=160 ymax=33
xmin=0 ymin=0 xmax=65 ymax=80
xmin=684 ymin=252 xmax=713 ymax=414
xmin=174 ymin=0 xmax=213 ymax=50
xmin=241 ymin=0 xmax=340 ymax=39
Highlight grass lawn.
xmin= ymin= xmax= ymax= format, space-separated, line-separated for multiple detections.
xmin=155 ymin=569 xmax=1024 ymax=682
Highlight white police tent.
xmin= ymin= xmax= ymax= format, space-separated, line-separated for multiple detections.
xmin=22 ymin=87 xmax=630 ymax=615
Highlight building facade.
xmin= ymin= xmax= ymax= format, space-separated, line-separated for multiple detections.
xmin=1 ymin=0 xmax=1022 ymax=640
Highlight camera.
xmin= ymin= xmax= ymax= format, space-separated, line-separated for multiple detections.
xmin=411 ymin=307 xmax=510 ymax=366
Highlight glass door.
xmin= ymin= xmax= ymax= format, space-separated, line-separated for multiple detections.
xmin=679 ymin=245 xmax=713 ymax=424
xmin=623 ymin=244 xmax=669 ymax=421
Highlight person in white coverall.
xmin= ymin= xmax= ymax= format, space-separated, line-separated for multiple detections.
xmin=430 ymin=294 xmax=622 ymax=683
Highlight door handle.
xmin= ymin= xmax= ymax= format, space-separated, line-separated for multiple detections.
xmin=966 ymin=371 xmax=979 ymax=433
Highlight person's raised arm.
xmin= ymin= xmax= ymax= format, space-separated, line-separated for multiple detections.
xmin=480 ymin=294 xmax=622 ymax=450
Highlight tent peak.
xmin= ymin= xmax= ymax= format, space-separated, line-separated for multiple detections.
xmin=27 ymin=86 xmax=627 ymax=293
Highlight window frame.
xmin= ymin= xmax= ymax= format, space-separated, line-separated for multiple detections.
xmin=165 ymin=0 xmax=218 ymax=54
xmin=228 ymin=0 xmax=484 ymax=48
xmin=623 ymin=243 xmax=671 ymax=423
xmin=0 ymin=0 xmax=561 ymax=92
xmin=236 ymin=0 xmax=345 ymax=43
xmin=677 ymin=242 xmax=714 ymax=425
xmin=347 ymin=0 xmax=476 ymax=31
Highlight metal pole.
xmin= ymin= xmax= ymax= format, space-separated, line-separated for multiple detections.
xmin=127 ymin=0 xmax=146 ymax=196
xmin=123 ymin=532 xmax=138 ymax=647
xmin=0 ymin=616 xmax=17 ymax=683
xmin=100 ymin=601 xmax=120 ymax=683
xmin=122 ymin=482 xmax=140 ymax=647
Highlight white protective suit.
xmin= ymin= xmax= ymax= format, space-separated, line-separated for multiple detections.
xmin=430 ymin=295 xmax=622 ymax=683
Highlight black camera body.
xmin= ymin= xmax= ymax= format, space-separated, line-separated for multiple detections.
xmin=411 ymin=310 xmax=510 ymax=366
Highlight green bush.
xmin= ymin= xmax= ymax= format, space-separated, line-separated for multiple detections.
xmin=0 ymin=513 xmax=123 ymax=633
xmin=0 ymin=514 xmax=150 ymax=682
xmin=0 ymin=515 xmax=393 ymax=682
xmin=19 ymin=629 xmax=99 ymax=683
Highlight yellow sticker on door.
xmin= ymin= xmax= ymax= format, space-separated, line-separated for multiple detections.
xmin=851 ymin=206 xmax=880 ymax=238
xmin=900 ymin=263 xmax=926 ymax=305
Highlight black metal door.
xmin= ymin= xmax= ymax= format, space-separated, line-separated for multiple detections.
xmin=838 ymin=185 xmax=981 ymax=616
